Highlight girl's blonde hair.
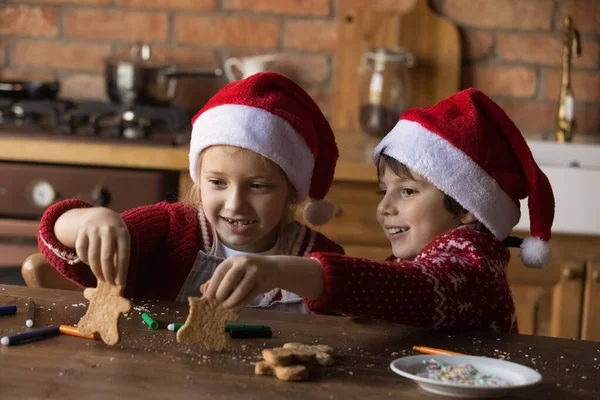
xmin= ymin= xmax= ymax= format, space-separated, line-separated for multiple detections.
xmin=182 ymin=146 xmax=299 ymax=225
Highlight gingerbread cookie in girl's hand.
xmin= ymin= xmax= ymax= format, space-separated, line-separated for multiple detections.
xmin=77 ymin=281 xmax=131 ymax=345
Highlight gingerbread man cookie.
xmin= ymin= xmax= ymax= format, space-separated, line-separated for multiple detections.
xmin=255 ymin=343 xmax=335 ymax=382
xmin=77 ymin=281 xmax=132 ymax=345
xmin=176 ymin=296 xmax=239 ymax=352
xmin=254 ymin=361 xmax=309 ymax=381
xmin=283 ymin=342 xmax=335 ymax=366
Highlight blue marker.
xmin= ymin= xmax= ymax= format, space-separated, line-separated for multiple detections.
xmin=1 ymin=325 xmax=60 ymax=346
xmin=0 ymin=304 xmax=17 ymax=316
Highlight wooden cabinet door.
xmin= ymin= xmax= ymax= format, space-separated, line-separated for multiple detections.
xmin=508 ymin=251 xmax=586 ymax=338
xmin=302 ymin=180 xmax=387 ymax=247
xmin=0 ymin=219 xmax=39 ymax=269
xmin=296 ymin=180 xmax=389 ymax=250
xmin=581 ymin=258 xmax=600 ymax=341
xmin=550 ymin=260 xmax=586 ymax=338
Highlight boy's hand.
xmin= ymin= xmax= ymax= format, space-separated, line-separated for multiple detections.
xmin=75 ymin=208 xmax=130 ymax=286
xmin=205 ymin=255 xmax=283 ymax=310
xmin=205 ymin=255 xmax=325 ymax=311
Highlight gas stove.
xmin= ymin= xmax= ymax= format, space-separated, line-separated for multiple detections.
xmin=0 ymin=98 xmax=192 ymax=147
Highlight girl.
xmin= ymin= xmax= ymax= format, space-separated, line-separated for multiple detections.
xmin=204 ymin=88 xmax=555 ymax=332
xmin=37 ymin=72 xmax=344 ymax=312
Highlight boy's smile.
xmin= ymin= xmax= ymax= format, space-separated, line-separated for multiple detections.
xmin=377 ymin=167 xmax=470 ymax=260
xmin=199 ymin=145 xmax=293 ymax=253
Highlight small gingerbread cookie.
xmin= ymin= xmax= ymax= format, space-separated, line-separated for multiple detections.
xmin=254 ymin=361 xmax=309 ymax=381
xmin=283 ymin=342 xmax=335 ymax=366
xmin=283 ymin=342 xmax=333 ymax=354
xmin=262 ymin=347 xmax=316 ymax=366
xmin=77 ymin=281 xmax=131 ymax=345
xmin=176 ymin=296 xmax=239 ymax=351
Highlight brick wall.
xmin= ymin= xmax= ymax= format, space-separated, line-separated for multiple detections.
xmin=1 ymin=0 xmax=599 ymax=141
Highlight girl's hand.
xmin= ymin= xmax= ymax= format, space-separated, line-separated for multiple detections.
xmin=205 ymin=255 xmax=282 ymax=310
xmin=75 ymin=208 xmax=130 ymax=286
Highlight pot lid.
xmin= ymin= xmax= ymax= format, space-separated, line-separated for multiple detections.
xmin=105 ymin=43 xmax=173 ymax=68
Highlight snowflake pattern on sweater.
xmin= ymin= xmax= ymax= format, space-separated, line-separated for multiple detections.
xmin=38 ymin=199 xmax=344 ymax=300
xmin=306 ymin=228 xmax=517 ymax=333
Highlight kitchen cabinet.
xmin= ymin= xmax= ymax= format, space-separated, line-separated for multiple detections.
xmin=508 ymin=233 xmax=600 ymax=341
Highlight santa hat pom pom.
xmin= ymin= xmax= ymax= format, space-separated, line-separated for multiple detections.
xmin=520 ymin=237 xmax=551 ymax=268
xmin=303 ymin=199 xmax=336 ymax=227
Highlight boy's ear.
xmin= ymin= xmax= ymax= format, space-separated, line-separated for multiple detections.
xmin=460 ymin=210 xmax=478 ymax=225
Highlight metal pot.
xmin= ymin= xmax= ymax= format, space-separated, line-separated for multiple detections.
xmin=105 ymin=43 xmax=222 ymax=106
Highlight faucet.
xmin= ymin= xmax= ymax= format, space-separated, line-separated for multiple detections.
xmin=556 ymin=16 xmax=581 ymax=143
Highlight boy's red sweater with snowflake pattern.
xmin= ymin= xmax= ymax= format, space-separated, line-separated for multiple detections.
xmin=306 ymin=228 xmax=517 ymax=333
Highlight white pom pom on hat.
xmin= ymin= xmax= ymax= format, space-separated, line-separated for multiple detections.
xmin=302 ymin=199 xmax=336 ymax=227
xmin=520 ymin=237 xmax=552 ymax=269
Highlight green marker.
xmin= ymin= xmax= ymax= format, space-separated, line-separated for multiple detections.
xmin=228 ymin=326 xmax=272 ymax=339
xmin=141 ymin=313 xmax=159 ymax=330
xmin=224 ymin=324 xmax=270 ymax=333
xmin=167 ymin=322 xmax=183 ymax=332
xmin=166 ymin=322 xmax=272 ymax=337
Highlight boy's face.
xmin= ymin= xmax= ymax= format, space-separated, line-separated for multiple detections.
xmin=376 ymin=167 xmax=466 ymax=260
xmin=199 ymin=145 xmax=292 ymax=253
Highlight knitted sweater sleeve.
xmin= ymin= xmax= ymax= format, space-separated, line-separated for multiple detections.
xmin=37 ymin=200 xmax=193 ymax=293
xmin=37 ymin=199 xmax=96 ymax=287
xmin=304 ymin=229 xmax=516 ymax=333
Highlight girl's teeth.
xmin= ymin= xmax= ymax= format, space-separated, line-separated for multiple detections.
xmin=388 ymin=228 xmax=406 ymax=234
xmin=226 ymin=218 xmax=253 ymax=226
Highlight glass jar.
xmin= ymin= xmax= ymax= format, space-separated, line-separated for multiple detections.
xmin=358 ymin=47 xmax=415 ymax=138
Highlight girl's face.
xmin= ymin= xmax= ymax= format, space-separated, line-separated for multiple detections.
xmin=199 ymin=145 xmax=293 ymax=253
xmin=376 ymin=166 xmax=470 ymax=260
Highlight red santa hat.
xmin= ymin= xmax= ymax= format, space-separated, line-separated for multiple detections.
xmin=189 ymin=72 xmax=338 ymax=226
xmin=373 ymin=88 xmax=555 ymax=268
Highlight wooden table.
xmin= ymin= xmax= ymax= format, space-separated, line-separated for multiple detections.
xmin=1 ymin=285 xmax=599 ymax=400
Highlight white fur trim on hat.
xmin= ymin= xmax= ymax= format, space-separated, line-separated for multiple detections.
xmin=520 ymin=237 xmax=551 ymax=268
xmin=373 ymin=119 xmax=521 ymax=240
xmin=303 ymin=199 xmax=336 ymax=227
xmin=190 ymin=104 xmax=315 ymax=201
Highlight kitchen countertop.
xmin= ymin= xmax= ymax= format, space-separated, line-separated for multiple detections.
xmin=0 ymin=132 xmax=378 ymax=183
xmin=1 ymin=284 xmax=599 ymax=399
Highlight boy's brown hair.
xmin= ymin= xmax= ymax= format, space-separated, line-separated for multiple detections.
xmin=377 ymin=153 xmax=464 ymax=216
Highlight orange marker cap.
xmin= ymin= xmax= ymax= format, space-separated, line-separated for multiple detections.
xmin=59 ymin=325 xmax=98 ymax=340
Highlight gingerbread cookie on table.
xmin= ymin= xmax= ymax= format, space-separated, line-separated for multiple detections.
xmin=254 ymin=361 xmax=309 ymax=381
xmin=255 ymin=343 xmax=335 ymax=381
xmin=283 ymin=342 xmax=335 ymax=366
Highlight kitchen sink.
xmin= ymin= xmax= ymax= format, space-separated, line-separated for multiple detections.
xmin=513 ymin=140 xmax=600 ymax=236
xmin=526 ymin=140 xmax=600 ymax=170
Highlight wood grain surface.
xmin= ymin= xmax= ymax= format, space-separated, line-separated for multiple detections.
xmin=1 ymin=285 xmax=599 ymax=399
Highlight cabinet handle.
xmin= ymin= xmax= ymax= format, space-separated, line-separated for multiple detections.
xmin=562 ymin=267 xmax=577 ymax=281
xmin=593 ymin=270 xmax=600 ymax=283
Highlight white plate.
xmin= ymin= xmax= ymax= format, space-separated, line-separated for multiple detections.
xmin=390 ymin=355 xmax=542 ymax=398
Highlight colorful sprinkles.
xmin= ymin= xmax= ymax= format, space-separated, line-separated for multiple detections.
xmin=418 ymin=359 xmax=511 ymax=387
